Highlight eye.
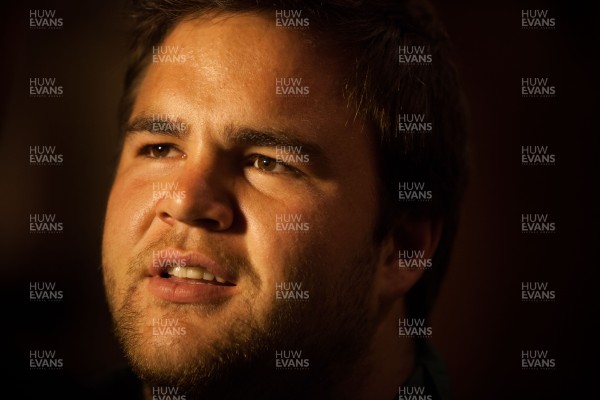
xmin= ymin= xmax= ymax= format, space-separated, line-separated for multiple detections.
xmin=251 ymin=155 xmax=290 ymax=173
xmin=140 ymin=144 xmax=179 ymax=159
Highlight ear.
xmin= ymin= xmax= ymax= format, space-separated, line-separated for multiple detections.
xmin=375 ymin=215 xmax=443 ymax=300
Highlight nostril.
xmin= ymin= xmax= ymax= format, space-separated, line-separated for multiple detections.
xmin=158 ymin=212 xmax=174 ymax=223
xmin=194 ymin=218 xmax=223 ymax=231
xmin=155 ymin=193 xmax=234 ymax=231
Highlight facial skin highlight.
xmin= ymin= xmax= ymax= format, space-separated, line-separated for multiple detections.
xmin=102 ymin=12 xmax=425 ymax=400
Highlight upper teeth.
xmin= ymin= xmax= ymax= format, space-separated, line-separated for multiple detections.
xmin=167 ymin=266 xmax=227 ymax=283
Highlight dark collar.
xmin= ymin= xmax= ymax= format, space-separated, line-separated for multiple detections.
xmin=400 ymin=340 xmax=451 ymax=400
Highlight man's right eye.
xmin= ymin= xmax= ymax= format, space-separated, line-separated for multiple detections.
xmin=139 ymin=144 xmax=177 ymax=158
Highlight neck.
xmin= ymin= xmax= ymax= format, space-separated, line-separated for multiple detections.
xmin=333 ymin=299 xmax=416 ymax=400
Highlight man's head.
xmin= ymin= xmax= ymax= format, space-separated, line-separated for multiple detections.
xmin=102 ymin=1 xmax=467 ymax=398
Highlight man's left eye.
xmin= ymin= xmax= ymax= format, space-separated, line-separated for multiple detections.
xmin=251 ymin=155 xmax=289 ymax=173
xmin=140 ymin=144 xmax=178 ymax=158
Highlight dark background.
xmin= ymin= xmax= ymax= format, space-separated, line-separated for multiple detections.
xmin=1 ymin=0 xmax=597 ymax=398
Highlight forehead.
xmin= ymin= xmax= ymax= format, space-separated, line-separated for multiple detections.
xmin=133 ymin=13 xmax=351 ymax=139
xmin=169 ymin=12 xmax=320 ymax=73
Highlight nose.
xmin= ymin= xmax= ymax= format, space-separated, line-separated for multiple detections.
xmin=155 ymin=157 xmax=234 ymax=231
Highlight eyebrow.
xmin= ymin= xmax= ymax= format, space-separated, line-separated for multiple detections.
xmin=224 ymin=126 xmax=327 ymax=162
xmin=125 ymin=114 xmax=189 ymax=139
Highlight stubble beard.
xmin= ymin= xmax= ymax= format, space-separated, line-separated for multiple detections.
xmin=104 ymin=238 xmax=380 ymax=400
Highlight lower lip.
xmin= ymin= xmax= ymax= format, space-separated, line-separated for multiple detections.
xmin=147 ymin=276 xmax=237 ymax=303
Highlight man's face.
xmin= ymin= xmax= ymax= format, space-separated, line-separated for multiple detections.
xmin=103 ymin=12 xmax=385 ymax=397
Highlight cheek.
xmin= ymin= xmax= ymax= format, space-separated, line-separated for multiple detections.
xmin=240 ymin=188 xmax=354 ymax=286
xmin=237 ymin=192 xmax=318 ymax=286
xmin=103 ymin=172 xmax=156 ymax=269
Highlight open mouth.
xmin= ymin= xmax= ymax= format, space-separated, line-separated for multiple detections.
xmin=160 ymin=266 xmax=236 ymax=287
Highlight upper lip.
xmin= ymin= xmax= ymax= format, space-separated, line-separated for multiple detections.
xmin=147 ymin=248 xmax=238 ymax=285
